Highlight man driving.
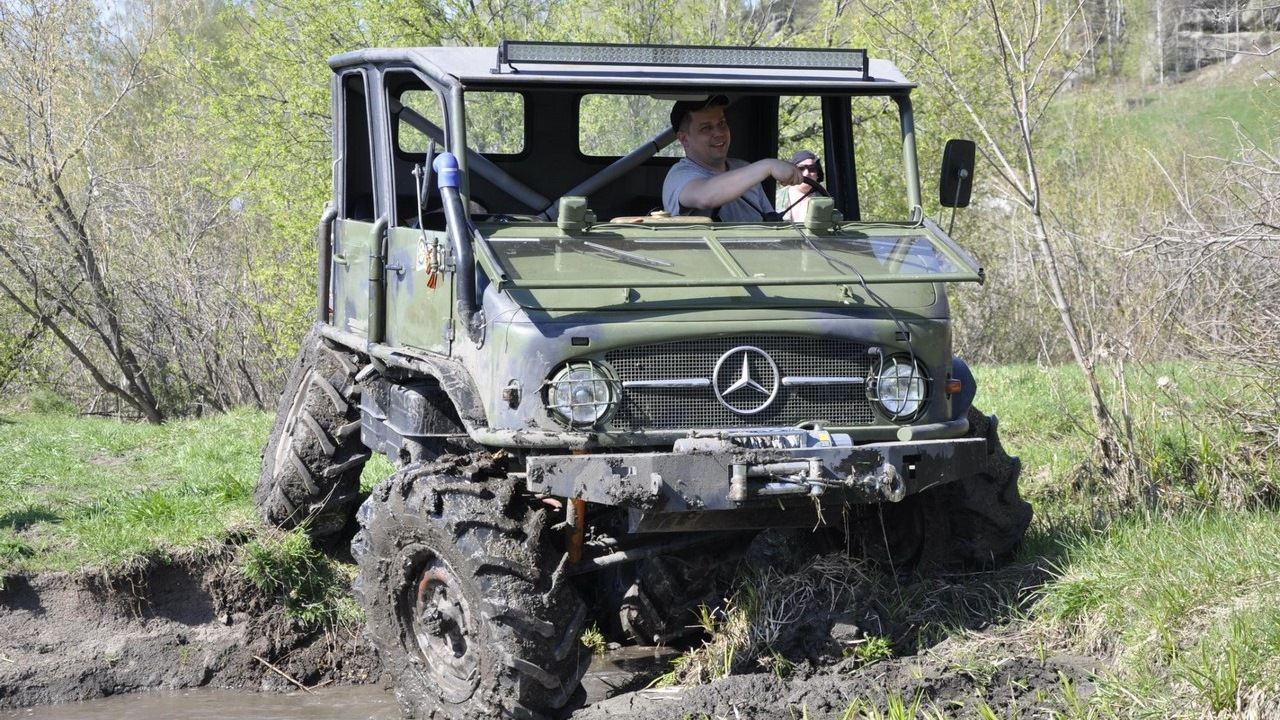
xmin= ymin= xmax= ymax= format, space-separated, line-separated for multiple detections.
xmin=662 ymin=95 xmax=804 ymax=220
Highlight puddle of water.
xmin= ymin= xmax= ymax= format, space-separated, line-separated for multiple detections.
xmin=0 ymin=685 xmax=398 ymax=720
xmin=582 ymin=645 xmax=680 ymax=701
xmin=0 ymin=646 xmax=680 ymax=719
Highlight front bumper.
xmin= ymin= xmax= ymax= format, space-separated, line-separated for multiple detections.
xmin=525 ymin=425 xmax=987 ymax=532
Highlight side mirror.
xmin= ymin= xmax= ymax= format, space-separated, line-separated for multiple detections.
xmin=939 ymin=139 xmax=976 ymax=208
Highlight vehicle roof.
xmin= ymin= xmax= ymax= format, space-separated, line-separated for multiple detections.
xmin=329 ymin=45 xmax=916 ymax=94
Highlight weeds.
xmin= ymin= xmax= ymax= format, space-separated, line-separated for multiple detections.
xmin=656 ymin=553 xmax=880 ymax=686
xmin=240 ymin=527 xmax=359 ymax=628
xmin=1180 ymin=643 xmax=1241 ymax=714
xmin=838 ymin=692 xmax=930 ymax=719
xmin=849 ymin=635 xmax=893 ymax=664
xmin=581 ymin=624 xmax=607 ymax=655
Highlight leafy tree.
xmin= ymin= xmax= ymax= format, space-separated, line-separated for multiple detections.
xmin=858 ymin=0 xmax=1138 ymax=478
xmin=0 ymin=0 xmax=292 ymax=420
xmin=0 ymin=0 xmax=176 ymax=421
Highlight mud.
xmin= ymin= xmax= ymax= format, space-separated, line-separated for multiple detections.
xmin=0 ymin=551 xmax=377 ymax=710
xmin=1 ymin=548 xmax=1097 ymax=719
xmin=575 ymin=647 xmax=1098 ymax=719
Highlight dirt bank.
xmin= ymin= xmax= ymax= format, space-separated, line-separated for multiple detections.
xmin=0 ymin=552 xmax=377 ymax=709
xmin=1 ymin=549 xmax=1098 ymax=718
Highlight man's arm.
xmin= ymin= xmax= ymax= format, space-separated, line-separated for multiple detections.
xmin=679 ymin=159 xmax=803 ymax=210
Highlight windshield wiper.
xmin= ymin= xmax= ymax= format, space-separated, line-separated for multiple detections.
xmin=582 ymin=241 xmax=674 ymax=269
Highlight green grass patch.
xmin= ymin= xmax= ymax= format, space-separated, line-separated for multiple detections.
xmin=241 ymin=526 xmax=362 ymax=628
xmin=1117 ymin=80 xmax=1279 ymax=160
xmin=1054 ymin=62 xmax=1280 ymax=174
xmin=0 ymin=405 xmax=270 ymax=573
xmin=972 ymin=362 xmax=1278 ymax=521
xmin=1035 ymin=510 xmax=1280 ymax=717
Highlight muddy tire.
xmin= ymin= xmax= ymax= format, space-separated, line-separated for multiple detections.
xmin=857 ymin=407 xmax=1032 ymax=569
xmin=255 ymin=328 xmax=370 ymax=539
xmin=352 ymin=468 xmax=589 ymax=719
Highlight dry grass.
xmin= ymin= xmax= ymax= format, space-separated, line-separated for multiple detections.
xmin=657 ymin=532 xmax=1051 ymax=689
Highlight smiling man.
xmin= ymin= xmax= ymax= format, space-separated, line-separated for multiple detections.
xmin=663 ymin=95 xmax=804 ymax=221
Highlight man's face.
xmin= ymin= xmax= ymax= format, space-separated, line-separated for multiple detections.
xmin=678 ymin=106 xmax=731 ymax=170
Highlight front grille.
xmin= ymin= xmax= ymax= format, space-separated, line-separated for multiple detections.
xmin=605 ymin=336 xmax=876 ymax=430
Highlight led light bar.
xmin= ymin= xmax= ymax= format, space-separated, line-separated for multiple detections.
xmin=497 ymin=41 xmax=867 ymax=78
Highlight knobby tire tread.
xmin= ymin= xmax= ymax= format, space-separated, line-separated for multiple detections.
xmin=353 ymin=467 xmax=588 ymax=719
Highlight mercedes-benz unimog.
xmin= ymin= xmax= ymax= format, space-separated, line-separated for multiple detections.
xmin=254 ymin=40 xmax=1032 ymax=719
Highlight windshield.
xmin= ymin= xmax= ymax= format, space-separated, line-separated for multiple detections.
xmin=479 ymin=223 xmax=981 ymax=289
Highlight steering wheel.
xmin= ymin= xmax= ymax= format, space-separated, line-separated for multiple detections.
xmin=801 ymin=176 xmax=830 ymax=197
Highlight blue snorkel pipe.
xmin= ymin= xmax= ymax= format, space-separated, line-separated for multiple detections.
xmin=433 ymin=153 xmax=484 ymax=343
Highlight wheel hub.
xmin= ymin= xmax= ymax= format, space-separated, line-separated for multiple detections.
xmin=408 ymin=558 xmax=480 ymax=701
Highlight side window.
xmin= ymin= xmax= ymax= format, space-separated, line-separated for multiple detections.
xmin=340 ymin=71 xmax=376 ymax=221
xmin=579 ymin=94 xmax=682 ymax=157
xmin=778 ymin=94 xmax=910 ymax=221
xmin=465 ymin=92 xmax=525 ymax=155
xmin=849 ymin=96 xmax=908 ymax=220
xmin=777 ymin=95 xmax=823 ymax=160
xmin=397 ymin=89 xmax=445 ymax=154
xmin=392 ymin=83 xmax=447 ymax=228
xmin=777 ymin=94 xmax=824 ymax=214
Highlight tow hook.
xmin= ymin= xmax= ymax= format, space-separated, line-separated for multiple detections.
xmin=857 ymin=462 xmax=905 ymax=502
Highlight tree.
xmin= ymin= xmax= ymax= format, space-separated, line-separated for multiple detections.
xmin=0 ymin=0 xmax=173 ymax=421
xmin=0 ymin=0 xmax=286 ymax=421
xmin=859 ymin=0 xmax=1136 ymax=478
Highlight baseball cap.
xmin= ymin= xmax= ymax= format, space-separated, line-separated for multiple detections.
xmin=790 ymin=150 xmax=823 ymax=180
xmin=669 ymin=94 xmax=729 ymax=131
xmin=790 ymin=150 xmax=819 ymax=166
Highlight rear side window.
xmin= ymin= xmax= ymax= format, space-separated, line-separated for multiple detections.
xmin=466 ymin=92 xmax=525 ymax=155
xmin=579 ymin=94 xmax=683 ymax=158
xmin=397 ymin=90 xmax=525 ymax=156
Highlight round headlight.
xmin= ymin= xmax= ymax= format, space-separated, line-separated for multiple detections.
xmin=873 ymin=355 xmax=929 ymax=420
xmin=546 ymin=362 xmax=618 ymax=427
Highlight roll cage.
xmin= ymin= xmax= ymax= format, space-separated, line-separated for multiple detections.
xmin=329 ymin=42 xmax=924 ymax=228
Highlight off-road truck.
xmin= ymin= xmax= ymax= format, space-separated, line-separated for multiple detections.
xmin=255 ymin=40 xmax=1032 ymax=719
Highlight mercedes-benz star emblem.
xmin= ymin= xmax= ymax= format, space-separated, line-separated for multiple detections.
xmin=712 ymin=346 xmax=780 ymax=415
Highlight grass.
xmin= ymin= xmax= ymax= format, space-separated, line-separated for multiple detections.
xmin=974 ymin=362 xmax=1279 ymax=518
xmin=0 ymin=403 xmax=398 ymax=577
xmin=0 ymin=406 xmax=269 ymax=573
xmin=1033 ymin=511 xmax=1280 ymax=718
xmin=1116 ymin=69 xmax=1280 ymax=159
xmin=241 ymin=526 xmax=363 ymax=628
xmin=1065 ymin=51 xmax=1280 ymax=166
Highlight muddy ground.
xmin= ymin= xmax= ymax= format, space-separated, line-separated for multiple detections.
xmin=0 ymin=548 xmax=1098 ymax=719
xmin=0 ymin=551 xmax=378 ymax=709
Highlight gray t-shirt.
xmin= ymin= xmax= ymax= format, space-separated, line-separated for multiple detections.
xmin=662 ymin=158 xmax=774 ymax=221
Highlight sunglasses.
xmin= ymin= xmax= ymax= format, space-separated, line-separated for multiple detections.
xmin=797 ymin=162 xmax=823 ymax=180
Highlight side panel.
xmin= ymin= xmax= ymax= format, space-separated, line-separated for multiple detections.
xmin=333 ymin=219 xmax=373 ymax=334
xmin=385 ymin=226 xmax=454 ymax=353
